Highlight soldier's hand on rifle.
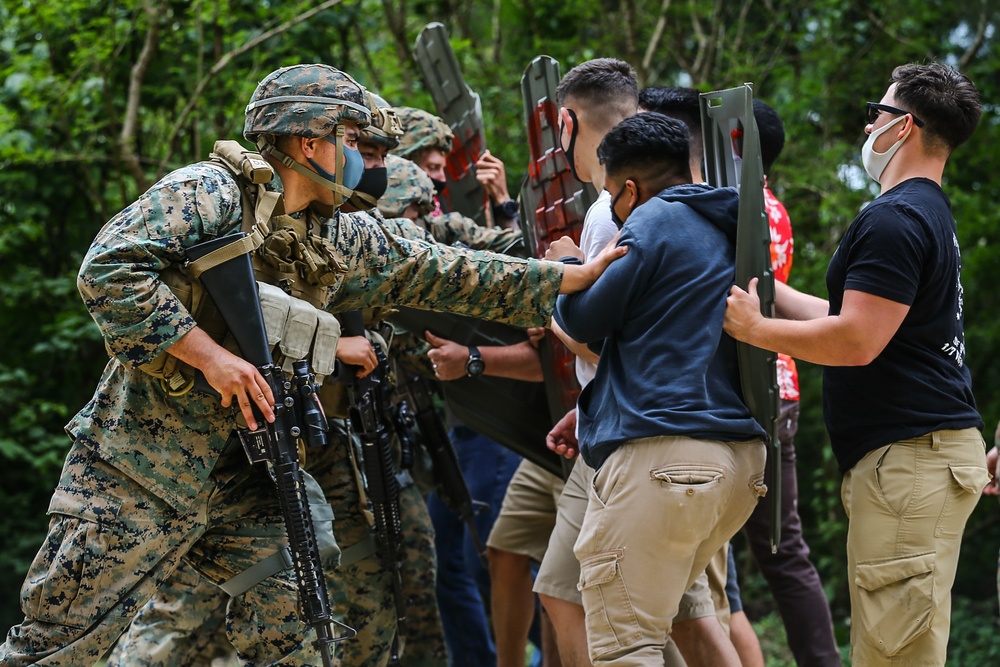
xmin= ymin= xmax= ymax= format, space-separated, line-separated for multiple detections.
xmin=168 ymin=326 xmax=275 ymax=430
xmin=424 ymin=331 xmax=468 ymax=381
xmin=547 ymin=408 xmax=579 ymax=460
xmin=475 ymin=150 xmax=511 ymax=205
xmin=545 ymin=235 xmax=584 ymax=262
xmin=337 ymin=335 xmax=378 ymax=378
xmin=558 ymin=231 xmax=627 ymax=294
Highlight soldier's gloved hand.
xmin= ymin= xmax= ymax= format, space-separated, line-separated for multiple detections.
xmin=424 ymin=331 xmax=469 ymax=381
xmin=545 ymin=235 xmax=584 ymax=262
xmin=336 ymin=335 xmax=378 ymax=378
xmin=168 ymin=326 xmax=275 ymax=430
xmin=475 ymin=150 xmax=511 ymax=205
xmin=547 ymin=407 xmax=579 ymax=460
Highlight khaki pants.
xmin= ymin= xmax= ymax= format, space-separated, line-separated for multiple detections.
xmin=574 ymin=435 xmax=766 ymax=665
xmin=842 ymin=428 xmax=988 ymax=666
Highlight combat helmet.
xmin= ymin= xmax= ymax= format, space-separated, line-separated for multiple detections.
xmin=391 ymin=107 xmax=454 ymax=160
xmin=378 ymin=154 xmax=435 ymax=219
xmin=244 ymin=63 xmax=372 ymax=209
xmin=362 ymin=92 xmax=404 ymax=150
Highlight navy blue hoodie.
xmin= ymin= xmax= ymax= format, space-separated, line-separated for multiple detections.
xmin=555 ymin=183 xmax=764 ymax=469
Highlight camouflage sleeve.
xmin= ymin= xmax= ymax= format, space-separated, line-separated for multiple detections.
xmin=78 ymin=165 xmax=243 ymax=366
xmin=426 ymin=211 xmax=522 ymax=252
xmin=327 ymin=213 xmax=562 ymax=328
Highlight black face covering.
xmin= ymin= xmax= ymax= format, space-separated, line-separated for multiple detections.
xmin=562 ymin=107 xmax=585 ymax=183
xmin=354 ymin=166 xmax=388 ymax=201
xmin=431 ymin=178 xmax=448 ymax=196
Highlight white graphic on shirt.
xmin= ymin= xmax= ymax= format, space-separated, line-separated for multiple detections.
xmin=941 ymin=337 xmax=965 ymax=367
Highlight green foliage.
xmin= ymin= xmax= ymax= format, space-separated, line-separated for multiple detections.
xmin=1 ymin=0 xmax=999 ymax=655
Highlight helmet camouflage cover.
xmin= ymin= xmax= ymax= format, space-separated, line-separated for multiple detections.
xmin=379 ymin=154 xmax=435 ymax=219
xmin=390 ymin=106 xmax=454 ymax=159
xmin=362 ymin=92 xmax=404 ymax=150
xmin=244 ymin=63 xmax=370 ymax=141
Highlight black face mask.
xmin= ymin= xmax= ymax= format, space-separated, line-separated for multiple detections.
xmin=355 ymin=166 xmax=388 ymax=201
xmin=609 ymin=181 xmax=637 ymax=229
xmin=344 ymin=166 xmax=388 ymax=212
xmin=431 ymin=178 xmax=448 ymax=196
xmin=562 ymin=108 xmax=585 ymax=184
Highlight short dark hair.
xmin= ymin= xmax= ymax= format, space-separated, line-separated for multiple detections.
xmin=753 ymin=99 xmax=785 ymax=174
xmin=598 ymin=112 xmax=691 ymax=188
xmin=556 ymin=58 xmax=638 ymax=131
xmin=638 ymin=86 xmax=703 ymax=162
xmin=891 ymin=62 xmax=981 ymax=154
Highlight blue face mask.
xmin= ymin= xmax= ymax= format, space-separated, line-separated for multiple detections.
xmin=308 ymin=136 xmax=365 ymax=191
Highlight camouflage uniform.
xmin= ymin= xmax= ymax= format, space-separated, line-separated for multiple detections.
xmin=1 ymin=134 xmax=565 ymax=667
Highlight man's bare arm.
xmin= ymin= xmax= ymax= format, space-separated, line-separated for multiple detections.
xmin=725 ymin=278 xmax=909 ymax=366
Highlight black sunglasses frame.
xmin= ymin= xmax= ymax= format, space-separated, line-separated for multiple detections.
xmin=866 ymin=102 xmax=925 ymax=128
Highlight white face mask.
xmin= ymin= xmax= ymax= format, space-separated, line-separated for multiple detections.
xmin=861 ymin=114 xmax=911 ymax=184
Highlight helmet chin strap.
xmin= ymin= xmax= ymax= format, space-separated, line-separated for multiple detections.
xmin=256 ymin=126 xmax=355 ymax=209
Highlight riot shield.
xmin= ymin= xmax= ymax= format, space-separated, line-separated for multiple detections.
xmin=700 ymin=84 xmax=781 ymax=551
xmin=414 ymin=22 xmax=492 ymax=227
xmin=519 ymin=55 xmax=598 ymax=429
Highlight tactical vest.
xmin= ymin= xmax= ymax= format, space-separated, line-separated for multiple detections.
xmin=133 ymin=140 xmax=347 ymax=395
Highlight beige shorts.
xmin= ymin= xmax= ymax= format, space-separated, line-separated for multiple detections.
xmin=486 ymin=459 xmax=565 ymax=562
xmin=534 ymin=456 xmax=728 ymax=623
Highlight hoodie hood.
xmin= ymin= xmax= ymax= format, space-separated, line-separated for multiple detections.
xmin=656 ymin=183 xmax=740 ymax=245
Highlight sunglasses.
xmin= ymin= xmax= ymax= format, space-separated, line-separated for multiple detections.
xmin=865 ymin=102 xmax=925 ymax=128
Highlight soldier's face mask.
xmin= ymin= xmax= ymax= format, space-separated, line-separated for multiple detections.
xmin=344 ymin=166 xmax=389 ymax=211
xmin=309 ymin=135 xmax=365 ymax=191
xmin=431 ymin=178 xmax=448 ymax=196
xmin=560 ymin=107 xmax=585 ymax=183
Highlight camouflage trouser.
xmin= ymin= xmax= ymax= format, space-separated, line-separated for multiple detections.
xmin=102 ymin=423 xmax=446 ymax=667
xmin=1 ymin=440 xmax=319 ymax=666
xmin=105 ymin=560 xmax=232 ymax=666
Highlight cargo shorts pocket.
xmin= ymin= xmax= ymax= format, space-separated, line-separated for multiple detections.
xmin=855 ymin=551 xmax=936 ymax=657
xmin=21 ymin=487 xmax=129 ymax=629
xmin=577 ymin=550 xmax=641 ymax=659
xmin=936 ymin=463 xmax=990 ymax=537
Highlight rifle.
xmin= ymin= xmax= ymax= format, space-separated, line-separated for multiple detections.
xmin=185 ymin=232 xmax=351 ymax=667
xmin=399 ymin=371 xmax=489 ymax=568
xmin=340 ymin=310 xmax=407 ymax=666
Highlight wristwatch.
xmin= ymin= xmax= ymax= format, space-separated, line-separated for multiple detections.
xmin=494 ymin=198 xmax=519 ymax=220
xmin=465 ymin=345 xmax=486 ymax=377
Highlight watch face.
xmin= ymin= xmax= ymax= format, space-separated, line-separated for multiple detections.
xmin=466 ymin=358 xmax=486 ymax=377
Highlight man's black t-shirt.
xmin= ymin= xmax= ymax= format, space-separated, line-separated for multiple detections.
xmin=823 ymin=177 xmax=982 ymax=473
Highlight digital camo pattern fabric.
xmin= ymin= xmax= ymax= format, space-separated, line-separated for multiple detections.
xmin=4 ymin=441 xmax=318 ymax=666
xmin=390 ymin=106 xmax=454 ymax=160
xmin=244 ymin=64 xmax=370 ymax=141
xmin=324 ymin=209 xmax=560 ymax=326
xmin=379 ymin=155 xmax=436 ymax=219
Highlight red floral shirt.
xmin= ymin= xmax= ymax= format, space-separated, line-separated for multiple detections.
xmin=766 ymin=187 xmax=799 ymax=401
